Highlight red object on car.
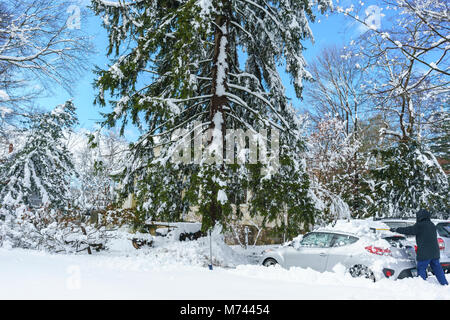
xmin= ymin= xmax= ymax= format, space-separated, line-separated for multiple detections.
xmin=365 ymin=246 xmax=392 ymax=256
xmin=438 ymin=238 xmax=445 ymax=250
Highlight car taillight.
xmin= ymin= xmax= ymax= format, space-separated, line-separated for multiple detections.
xmin=438 ymin=238 xmax=445 ymax=250
xmin=414 ymin=245 xmax=417 ymax=253
xmin=365 ymin=246 xmax=392 ymax=256
xmin=383 ymin=268 xmax=395 ymax=278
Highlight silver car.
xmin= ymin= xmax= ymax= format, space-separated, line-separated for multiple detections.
xmin=261 ymin=230 xmax=417 ymax=281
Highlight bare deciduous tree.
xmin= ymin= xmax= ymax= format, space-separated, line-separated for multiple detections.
xmin=337 ymin=1 xmax=449 ymax=142
xmin=338 ymin=0 xmax=449 ymax=76
xmin=0 ymin=0 xmax=92 ymax=140
xmin=303 ymin=46 xmax=371 ymax=137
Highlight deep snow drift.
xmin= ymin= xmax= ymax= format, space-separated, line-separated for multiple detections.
xmin=0 ymin=223 xmax=449 ymax=300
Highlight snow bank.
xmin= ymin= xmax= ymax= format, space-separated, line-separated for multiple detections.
xmin=106 ymin=225 xmax=249 ymax=269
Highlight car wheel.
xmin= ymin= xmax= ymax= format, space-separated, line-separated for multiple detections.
xmin=263 ymin=258 xmax=278 ymax=267
xmin=349 ymin=264 xmax=376 ymax=282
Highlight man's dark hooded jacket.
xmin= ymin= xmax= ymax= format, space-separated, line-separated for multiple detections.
xmin=394 ymin=209 xmax=440 ymax=261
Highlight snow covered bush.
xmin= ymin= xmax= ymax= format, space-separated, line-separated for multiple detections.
xmin=0 ymin=205 xmax=109 ymax=253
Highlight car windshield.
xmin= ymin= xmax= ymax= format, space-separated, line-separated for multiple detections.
xmin=330 ymin=234 xmax=358 ymax=247
xmin=437 ymin=223 xmax=450 ymax=238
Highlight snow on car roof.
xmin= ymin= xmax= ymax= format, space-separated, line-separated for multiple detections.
xmin=315 ymin=219 xmax=392 ymax=239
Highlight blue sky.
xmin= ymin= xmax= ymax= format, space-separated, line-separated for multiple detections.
xmin=36 ymin=2 xmax=362 ymax=141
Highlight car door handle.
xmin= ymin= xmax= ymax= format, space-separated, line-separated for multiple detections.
xmin=319 ymin=252 xmax=327 ymax=257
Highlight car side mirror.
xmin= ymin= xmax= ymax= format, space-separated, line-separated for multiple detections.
xmin=286 ymin=236 xmax=303 ymax=249
xmin=292 ymin=241 xmax=303 ymax=250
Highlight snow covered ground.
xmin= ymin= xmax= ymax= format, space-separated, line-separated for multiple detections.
xmin=1 ymin=230 xmax=449 ymax=300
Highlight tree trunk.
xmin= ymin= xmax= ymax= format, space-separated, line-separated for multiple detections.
xmin=208 ymin=1 xmax=230 ymax=225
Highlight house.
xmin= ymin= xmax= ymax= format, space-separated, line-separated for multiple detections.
xmin=437 ymin=158 xmax=449 ymax=175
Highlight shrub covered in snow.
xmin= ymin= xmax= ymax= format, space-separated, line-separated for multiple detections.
xmin=0 ymin=205 xmax=110 ymax=253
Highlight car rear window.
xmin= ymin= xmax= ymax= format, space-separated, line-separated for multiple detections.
xmin=436 ymin=223 xmax=450 ymax=238
xmin=383 ymin=235 xmax=407 ymax=248
xmin=331 ymin=234 xmax=358 ymax=247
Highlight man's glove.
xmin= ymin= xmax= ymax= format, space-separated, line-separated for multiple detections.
xmin=390 ymin=228 xmax=398 ymax=233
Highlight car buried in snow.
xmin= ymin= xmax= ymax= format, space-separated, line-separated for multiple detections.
xmin=131 ymin=221 xmax=204 ymax=249
xmin=260 ymin=220 xmax=417 ymax=281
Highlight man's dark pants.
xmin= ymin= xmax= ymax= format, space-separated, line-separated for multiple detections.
xmin=417 ymin=259 xmax=448 ymax=285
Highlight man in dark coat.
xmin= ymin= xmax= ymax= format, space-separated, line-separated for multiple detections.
xmin=390 ymin=209 xmax=448 ymax=285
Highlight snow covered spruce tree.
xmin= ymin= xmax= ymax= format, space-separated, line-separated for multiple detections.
xmin=92 ymin=0 xmax=331 ymax=235
xmin=0 ymin=101 xmax=78 ymax=210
